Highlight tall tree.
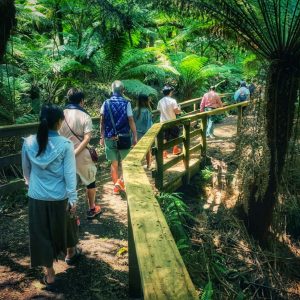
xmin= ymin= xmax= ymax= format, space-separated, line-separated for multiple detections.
xmin=154 ymin=0 xmax=300 ymax=243
xmin=0 ymin=0 xmax=16 ymax=61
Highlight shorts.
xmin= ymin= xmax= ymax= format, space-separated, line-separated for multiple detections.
xmin=164 ymin=126 xmax=180 ymax=141
xmin=76 ymin=148 xmax=97 ymax=186
xmin=105 ymin=138 xmax=131 ymax=162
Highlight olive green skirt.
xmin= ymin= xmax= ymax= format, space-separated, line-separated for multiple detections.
xmin=28 ymin=198 xmax=78 ymax=268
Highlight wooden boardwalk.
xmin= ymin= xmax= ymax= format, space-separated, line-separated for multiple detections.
xmin=0 ymin=101 xmax=244 ymax=299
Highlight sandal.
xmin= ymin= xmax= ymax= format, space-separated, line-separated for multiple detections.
xmin=42 ymin=276 xmax=58 ymax=292
xmin=65 ymin=247 xmax=82 ymax=266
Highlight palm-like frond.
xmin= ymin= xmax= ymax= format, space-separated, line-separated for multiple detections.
xmin=122 ymin=79 xmax=158 ymax=97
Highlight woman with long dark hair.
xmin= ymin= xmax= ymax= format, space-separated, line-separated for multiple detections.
xmin=22 ymin=104 xmax=77 ymax=288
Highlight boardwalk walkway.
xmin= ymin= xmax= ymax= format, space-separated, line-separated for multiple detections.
xmin=0 ymin=116 xmax=238 ymax=300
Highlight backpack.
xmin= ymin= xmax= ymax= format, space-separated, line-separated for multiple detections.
xmin=237 ymin=92 xmax=248 ymax=102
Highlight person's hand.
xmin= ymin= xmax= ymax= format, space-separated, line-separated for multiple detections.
xmin=68 ymin=203 xmax=77 ymax=214
xmin=100 ymin=138 xmax=104 ymax=147
xmin=132 ymin=136 xmax=138 ymax=146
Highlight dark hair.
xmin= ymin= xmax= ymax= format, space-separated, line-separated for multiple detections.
xmin=136 ymin=94 xmax=151 ymax=119
xmin=162 ymin=85 xmax=174 ymax=96
xmin=210 ymin=86 xmax=216 ymax=91
xmin=36 ymin=104 xmax=64 ymax=157
xmin=240 ymin=81 xmax=247 ymax=87
xmin=67 ymin=88 xmax=85 ymax=104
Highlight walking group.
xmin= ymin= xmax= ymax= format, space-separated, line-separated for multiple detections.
xmin=21 ymin=78 xmax=252 ymax=289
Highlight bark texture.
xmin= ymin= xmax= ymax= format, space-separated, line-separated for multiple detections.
xmin=247 ymin=60 xmax=300 ymax=243
xmin=0 ymin=0 xmax=16 ymax=62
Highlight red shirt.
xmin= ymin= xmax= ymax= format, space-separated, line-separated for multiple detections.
xmin=200 ymin=91 xmax=223 ymax=112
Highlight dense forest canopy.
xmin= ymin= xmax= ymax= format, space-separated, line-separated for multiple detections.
xmin=0 ymin=0 xmax=262 ymax=125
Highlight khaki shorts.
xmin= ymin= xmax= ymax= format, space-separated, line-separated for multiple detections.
xmin=105 ymin=138 xmax=131 ymax=162
xmin=76 ymin=148 xmax=97 ymax=186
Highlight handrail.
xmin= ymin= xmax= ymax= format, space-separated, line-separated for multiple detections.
xmin=122 ymin=100 xmax=249 ymax=298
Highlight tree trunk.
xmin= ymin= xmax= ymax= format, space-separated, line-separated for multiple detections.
xmin=247 ymin=60 xmax=299 ymax=243
xmin=55 ymin=2 xmax=64 ymax=46
xmin=0 ymin=0 xmax=16 ymax=62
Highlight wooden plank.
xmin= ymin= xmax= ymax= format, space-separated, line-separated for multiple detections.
xmin=0 ymin=123 xmax=38 ymax=138
xmin=163 ymin=154 xmax=184 ymax=172
xmin=0 ymin=153 xmax=21 ymax=168
xmin=0 ymin=179 xmax=25 ymax=194
xmin=183 ymin=122 xmax=191 ymax=184
xmin=162 ymin=136 xmax=184 ymax=150
xmin=190 ymin=144 xmax=202 ymax=155
xmin=123 ymin=164 xmax=198 ymax=300
xmin=128 ymin=207 xmax=142 ymax=298
xmin=190 ymin=128 xmax=203 ymax=139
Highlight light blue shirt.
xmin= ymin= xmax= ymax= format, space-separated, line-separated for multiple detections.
xmin=133 ymin=108 xmax=153 ymax=136
xmin=22 ymin=130 xmax=77 ymax=204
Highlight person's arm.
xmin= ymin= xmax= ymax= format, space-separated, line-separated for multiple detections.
xmin=21 ymin=143 xmax=31 ymax=185
xmin=64 ymin=141 xmax=77 ymax=209
xmin=74 ymin=132 xmax=91 ymax=156
xmin=129 ymin=117 xmax=137 ymax=145
xmin=127 ymin=102 xmax=137 ymax=145
xmin=234 ymin=90 xmax=240 ymax=101
xmin=216 ymin=94 xmax=223 ymax=107
xmin=200 ymin=96 xmax=206 ymax=112
xmin=173 ymin=100 xmax=181 ymax=115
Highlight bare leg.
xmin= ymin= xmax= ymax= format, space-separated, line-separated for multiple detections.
xmin=86 ymin=188 xmax=96 ymax=209
xmin=66 ymin=247 xmax=75 ymax=259
xmin=146 ymin=151 xmax=151 ymax=168
xmin=45 ymin=265 xmax=55 ymax=284
xmin=111 ymin=160 xmax=119 ymax=184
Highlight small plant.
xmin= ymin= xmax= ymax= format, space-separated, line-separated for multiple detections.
xmin=200 ymin=167 xmax=214 ymax=183
xmin=156 ymin=192 xmax=193 ymax=248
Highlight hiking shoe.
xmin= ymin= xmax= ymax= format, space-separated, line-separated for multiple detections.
xmin=65 ymin=248 xmax=82 ymax=266
xmin=115 ymin=179 xmax=125 ymax=191
xmin=87 ymin=205 xmax=102 ymax=219
xmin=163 ymin=150 xmax=168 ymax=159
xmin=172 ymin=145 xmax=182 ymax=155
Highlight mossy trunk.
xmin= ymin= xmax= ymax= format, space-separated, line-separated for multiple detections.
xmin=247 ymin=60 xmax=299 ymax=243
xmin=0 ymin=0 xmax=16 ymax=62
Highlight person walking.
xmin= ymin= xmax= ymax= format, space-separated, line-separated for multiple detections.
xmin=100 ymin=80 xmax=138 ymax=195
xmin=133 ymin=93 xmax=153 ymax=168
xmin=157 ymin=85 xmax=181 ymax=158
xmin=200 ymin=86 xmax=223 ymax=138
xmin=22 ymin=104 xmax=78 ymax=288
xmin=59 ymin=88 xmax=101 ymax=219
xmin=234 ymin=81 xmax=250 ymax=102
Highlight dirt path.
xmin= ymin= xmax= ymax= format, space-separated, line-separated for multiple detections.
xmin=0 ymin=116 xmax=239 ymax=300
xmin=0 ymin=163 xmax=129 ymax=300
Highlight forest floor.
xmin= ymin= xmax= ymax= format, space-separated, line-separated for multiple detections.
xmin=1 ymin=115 xmax=300 ymax=299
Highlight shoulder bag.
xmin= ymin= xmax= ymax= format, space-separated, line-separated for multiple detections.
xmin=64 ymin=119 xmax=98 ymax=163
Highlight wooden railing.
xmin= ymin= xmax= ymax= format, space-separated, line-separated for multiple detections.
xmin=0 ymin=97 xmax=249 ymax=299
xmin=123 ymin=100 xmax=249 ymax=298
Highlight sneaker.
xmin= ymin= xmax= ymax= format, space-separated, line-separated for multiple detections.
xmin=87 ymin=205 xmax=102 ymax=219
xmin=113 ymin=184 xmax=121 ymax=195
xmin=163 ymin=150 xmax=168 ymax=159
xmin=115 ymin=179 xmax=125 ymax=191
xmin=172 ymin=145 xmax=182 ymax=155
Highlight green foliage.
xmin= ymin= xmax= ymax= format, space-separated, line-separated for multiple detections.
xmin=157 ymin=192 xmax=193 ymax=248
xmin=200 ymin=167 xmax=214 ymax=183
xmin=201 ymin=281 xmax=213 ymax=300
xmin=16 ymin=113 xmax=38 ymax=124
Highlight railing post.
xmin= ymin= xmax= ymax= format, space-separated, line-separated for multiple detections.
xmin=201 ymin=116 xmax=207 ymax=157
xmin=155 ymin=129 xmax=164 ymax=190
xmin=183 ymin=121 xmax=191 ymax=185
xmin=128 ymin=207 xmax=142 ymax=298
xmin=237 ymin=105 xmax=243 ymax=135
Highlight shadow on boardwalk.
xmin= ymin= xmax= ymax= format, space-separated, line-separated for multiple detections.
xmin=0 ymin=163 xmax=129 ymax=300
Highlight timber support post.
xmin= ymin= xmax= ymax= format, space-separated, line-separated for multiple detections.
xmin=237 ymin=105 xmax=243 ymax=135
xmin=183 ymin=121 xmax=191 ymax=184
xmin=201 ymin=116 xmax=207 ymax=158
xmin=155 ymin=129 xmax=164 ymax=190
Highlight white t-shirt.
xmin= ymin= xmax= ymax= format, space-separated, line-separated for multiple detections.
xmin=157 ymin=96 xmax=179 ymax=122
